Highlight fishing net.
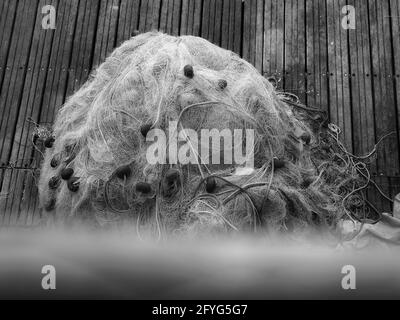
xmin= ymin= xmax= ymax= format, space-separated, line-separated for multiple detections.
xmin=37 ymin=32 xmax=387 ymax=239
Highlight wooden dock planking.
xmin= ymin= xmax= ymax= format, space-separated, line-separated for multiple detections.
xmin=262 ymin=0 xmax=272 ymax=76
xmin=40 ymin=0 xmax=80 ymax=125
xmin=254 ymin=0 xmax=264 ymax=73
xmin=242 ymin=0 xmax=250 ymax=63
xmin=0 ymin=0 xmax=38 ymax=166
xmin=66 ymin=0 xmax=100 ymax=96
xmin=92 ymin=0 xmax=120 ymax=69
xmin=139 ymin=0 xmax=162 ymax=33
xmin=0 ymin=0 xmax=400 ymax=225
xmin=116 ymin=0 xmax=140 ymax=45
xmin=0 ymin=0 xmax=19 ymax=93
xmin=305 ymin=0 xmax=315 ymax=109
xmin=348 ymin=0 xmax=377 ymax=173
xmin=0 ymin=0 xmax=40 ymax=225
xmin=296 ymin=0 xmax=306 ymax=104
xmin=220 ymin=0 xmax=230 ymax=49
xmin=348 ymin=0 xmax=362 ymax=157
xmin=180 ymin=0 xmax=202 ymax=37
xmin=369 ymin=0 xmax=399 ymax=176
xmin=6 ymin=0 xmax=58 ymax=225
xmin=271 ymin=0 xmax=284 ymax=88
xmin=379 ymin=0 xmax=399 ymax=177
xmin=391 ymin=0 xmax=400 ymax=177
xmin=317 ymin=0 xmax=329 ymax=113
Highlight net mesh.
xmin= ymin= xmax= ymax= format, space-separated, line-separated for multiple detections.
xmin=38 ymin=32 xmax=376 ymax=238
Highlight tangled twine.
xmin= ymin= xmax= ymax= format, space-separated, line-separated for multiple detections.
xmin=35 ymin=32 xmax=394 ymax=240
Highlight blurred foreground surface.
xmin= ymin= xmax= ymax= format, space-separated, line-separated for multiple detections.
xmin=0 ymin=229 xmax=399 ymax=300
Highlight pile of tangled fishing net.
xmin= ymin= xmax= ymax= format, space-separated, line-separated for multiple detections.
xmin=37 ymin=32 xmax=392 ymax=239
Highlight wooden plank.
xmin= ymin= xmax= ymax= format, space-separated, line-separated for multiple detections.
xmin=305 ymin=0 xmax=322 ymax=108
xmin=390 ymin=0 xmax=400 ymax=173
xmin=249 ymin=0 xmax=256 ymax=66
xmin=316 ymin=0 xmax=328 ymax=113
xmin=348 ymin=0 xmax=363 ymax=158
xmin=220 ymin=0 xmax=230 ymax=49
xmin=66 ymin=0 xmax=95 ymax=96
xmin=227 ymin=0 xmax=235 ymax=51
xmin=338 ymin=0 xmax=352 ymax=152
xmin=6 ymin=0 xmax=58 ymax=225
xmin=213 ymin=0 xmax=223 ymax=46
xmin=380 ymin=0 xmax=399 ymax=176
xmin=254 ymin=0 xmax=263 ymax=73
xmin=296 ymin=0 xmax=306 ymax=103
xmin=283 ymin=0 xmax=292 ymax=91
xmin=0 ymin=0 xmax=40 ymax=225
xmin=0 ymin=0 xmax=38 ymax=165
xmin=149 ymin=0 xmax=162 ymax=31
xmin=348 ymin=0 xmax=377 ymax=173
xmin=172 ymin=0 xmax=181 ymax=36
xmin=192 ymin=0 xmax=202 ymax=36
xmin=242 ymin=0 xmax=251 ymax=62
xmin=166 ymin=0 xmax=175 ymax=34
xmin=326 ymin=0 xmax=337 ymax=126
xmin=36 ymin=0 xmax=67 ymax=127
xmin=200 ymin=0 xmax=209 ymax=39
xmin=275 ymin=0 xmax=284 ymax=83
xmin=369 ymin=0 xmax=399 ymax=176
xmin=117 ymin=0 xmax=141 ymax=45
xmin=42 ymin=0 xmax=80 ymax=124
xmin=138 ymin=0 xmax=149 ymax=32
xmin=92 ymin=0 xmax=118 ymax=68
xmin=159 ymin=0 xmax=169 ymax=33
xmin=208 ymin=0 xmax=216 ymax=43
xmin=180 ymin=0 xmax=190 ymax=35
xmin=326 ymin=0 xmax=352 ymax=152
xmin=0 ymin=0 xmax=18 ymax=91
xmin=21 ymin=169 xmax=41 ymax=226
xmin=262 ymin=0 xmax=272 ymax=76
xmin=0 ymin=0 xmax=38 ymax=222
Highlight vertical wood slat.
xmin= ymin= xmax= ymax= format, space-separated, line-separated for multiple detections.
xmin=0 ymin=0 xmax=39 ymax=165
xmin=347 ymin=0 xmax=376 ymax=173
xmin=66 ymin=0 xmax=100 ymax=97
xmin=139 ymin=0 xmax=162 ymax=33
xmin=159 ymin=0 xmax=181 ymax=35
xmin=0 ymin=0 xmax=41 ymax=225
xmin=305 ymin=0 xmax=328 ymax=112
xmin=369 ymin=0 xmax=399 ymax=176
xmin=306 ymin=0 xmax=321 ymax=110
xmin=116 ymin=0 xmax=141 ymax=46
xmin=6 ymin=0 xmax=59 ymax=226
xmin=326 ymin=0 xmax=353 ymax=153
xmin=0 ymin=0 xmax=19 ymax=92
xmin=92 ymin=0 xmax=120 ymax=69
xmin=263 ymin=0 xmax=284 ymax=87
xmin=390 ymin=0 xmax=400 ymax=177
xmin=39 ymin=0 xmax=81 ymax=125
xmin=180 ymin=0 xmax=202 ymax=37
xmin=0 ymin=0 xmax=22 ymax=189
xmin=1 ymin=0 xmax=81 ymax=225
